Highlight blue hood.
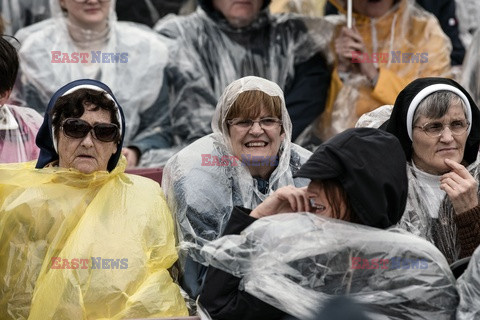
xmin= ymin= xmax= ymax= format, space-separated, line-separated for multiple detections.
xmin=35 ymin=79 xmax=126 ymax=172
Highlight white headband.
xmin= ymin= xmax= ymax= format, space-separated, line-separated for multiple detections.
xmin=406 ymin=84 xmax=472 ymax=140
xmin=52 ymin=84 xmax=123 ymax=152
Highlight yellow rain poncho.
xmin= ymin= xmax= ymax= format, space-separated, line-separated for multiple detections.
xmin=0 ymin=158 xmax=188 ymax=319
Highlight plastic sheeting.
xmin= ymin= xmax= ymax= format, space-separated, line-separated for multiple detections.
xmin=0 ymin=0 xmax=50 ymax=35
xmin=311 ymin=0 xmax=452 ymax=142
xmin=0 ymin=158 xmax=188 ymax=319
xmin=462 ymin=29 xmax=480 ymax=108
xmin=456 ymin=245 xmax=480 ymax=319
xmin=200 ymin=213 xmax=459 ymax=320
xmin=356 ymin=105 xmax=480 ymax=264
xmin=146 ymin=5 xmax=334 ymax=165
xmin=0 ymin=104 xmax=42 ymax=163
xmin=12 ymin=0 xmax=169 ymax=149
xmin=162 ymin=76 xmax=312 ymax=264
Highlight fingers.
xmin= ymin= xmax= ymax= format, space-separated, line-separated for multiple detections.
xmin=440 ymin=161 xmax=479 ymax=213
xmin=278 ymin=186 xmax=311 ymax=212
xmin=444 ymin=158 xmax=472 ymax=179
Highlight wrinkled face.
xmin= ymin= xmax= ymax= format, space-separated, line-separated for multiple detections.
xmin=352 ymin=0 xmax=395 ymax=18
xmin=228 ymin=105 xmax=285 ymax=176
xmin=59 ymin=0 xmax=110 ymax=30
xmin=412 ymin=103 xmax=468 ymax=175
xmin=57 ymin=106 xmax=118 ymax=173
xmin=307 ymin=180 xmax=348 ymax=220
xmin=212 ymin=0 xmax=263 ymax=28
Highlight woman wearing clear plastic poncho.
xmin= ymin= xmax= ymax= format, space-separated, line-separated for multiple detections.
xmin=197 ymin=127 xmax=458 ymax=320
xmin=307 ymin=0 xmax=452 ymax=143
xmin=146 ymin=0 xmax=332 ymax=165
xmin=162 ymin=76 xmax=312 ymax=298
xmin=12 ymin=0 xmax=169 ymax=167
xmin=0 ymin=79 xmax=188 ymax=319
xmin=357 ymin=77 xmax=480 ymax=264
xmin=0 ymin=35 xmax=42 ymax=163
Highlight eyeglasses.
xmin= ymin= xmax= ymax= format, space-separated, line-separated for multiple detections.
xmin=227 ymin=117 xmax=282 ymax=130
xmin=72 ymin=0 xmax=110 ymax=3
xmin=414 ymin=119 xmax=470 ymax=137
xmin=61 ymin=118 xmax=119 ymax=142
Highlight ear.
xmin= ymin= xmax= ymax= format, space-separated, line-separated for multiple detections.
xmin=0 ymin=89 xmax=12 ymax=105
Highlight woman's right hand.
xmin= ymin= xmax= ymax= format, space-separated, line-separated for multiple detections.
xmin=250 ymin=186 xmax=312 ymax=219
xmin=335 ymin=26 xmax=364 ymax=72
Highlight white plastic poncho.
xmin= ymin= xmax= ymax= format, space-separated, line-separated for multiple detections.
xmin=12 ymin=0 xmax=169 ymax=150
xmin=162 ymin=76 xmax=312 ymax=264
xmin=200 ymin=213 xmax=459 ymax=320
xmin=0 ymin=104 xmax=42 ymax=163
xmin=456 ymin=245 xmax=480 ymax=319
xmin=0 ymin=158 xmax=188 ymax=319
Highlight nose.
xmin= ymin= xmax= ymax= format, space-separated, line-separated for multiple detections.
xmin=249 ymin=121 xmax=264 ymax=135
xmin=439 ymin=126 xmax=454 ymax=142
xmin=80 ymin=130 xmax=95 ymax=147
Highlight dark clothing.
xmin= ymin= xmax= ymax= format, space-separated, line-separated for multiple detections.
xmin=115 ymin=0 xmax=188 ymax=27
xmin=325 ymin=0 xmax=465 ymax=65
xmin=199 ymin=207 xmax=292 ymax=320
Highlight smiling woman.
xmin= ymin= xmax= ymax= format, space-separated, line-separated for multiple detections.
xmin=162 ymin=76 xmax=312 ymax=298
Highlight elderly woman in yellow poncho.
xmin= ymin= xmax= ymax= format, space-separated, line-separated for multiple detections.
xmin=0 ymin=79 xmax=187 ymax=319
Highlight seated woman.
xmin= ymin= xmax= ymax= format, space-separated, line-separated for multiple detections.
xmin=0 ymin=36 xmax=42 ymax=163
xmin=380 ymin=77 xmax=480 ymax=263
xmin=0 ymin=79 xmax=187 ymax=319
xmin=308 ymin=0 xmax=452 ymax=143
xmin=162 ymin=76 xmax=312 ymax=298
xmin=198 ymin=128 xmax=458 ymax=319
xmin=12 ymin=0 xmax=169 ymax=167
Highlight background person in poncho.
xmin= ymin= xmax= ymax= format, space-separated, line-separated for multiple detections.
xmin=12 ymin=0 xmax=169 ymax=167
xmin=0 ymin=79 xmax=187 ymax=319
xmin=144 ymin=0 xmax=331 ymax=165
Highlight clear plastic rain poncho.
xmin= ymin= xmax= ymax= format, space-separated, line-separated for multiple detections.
xmin=162 ymin=76 xmax=312 ymax=265
xmin=456 ymin=245 xmax=480 ymax=319
xmin=0 ymin=0 xmax=50 ymax=35
xmin=143 ymin=2 xmax=334 ymax=165
xmin=12 ymin=0 xmax=169 ymax=151
xmin=313 ymin=0 xmax=452 ymax=141
xmin=200 ymin=213 xmax=458 ymax=320
xmin=462 ymin=29 xmax=480 ymax=108
xmin=0 ymin=157 xmax=188 ymax=319
xmin=356 ymin=105 xmax=480 ymax=263
xmin=0 ymin=104 xmax=42 ymax=162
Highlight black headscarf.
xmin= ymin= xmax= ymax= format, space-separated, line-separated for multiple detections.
xmin=382 ymin=77 xmax=480 ymax=164
xmin=35 ymin=79 xmax=126 ymax=172
xmin=294 ymin=128 xmax=408 ymax=229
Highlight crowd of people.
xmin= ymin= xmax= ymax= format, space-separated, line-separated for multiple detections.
xmin=1 ymin=0 xmax=480 ymax=319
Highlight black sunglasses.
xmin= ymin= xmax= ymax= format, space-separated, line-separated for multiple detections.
xmin=61 ymin=118 xmax=119 ymax=142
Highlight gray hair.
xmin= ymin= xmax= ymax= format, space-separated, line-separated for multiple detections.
xmin=413 ymin=91 xmax=467 ymax=125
